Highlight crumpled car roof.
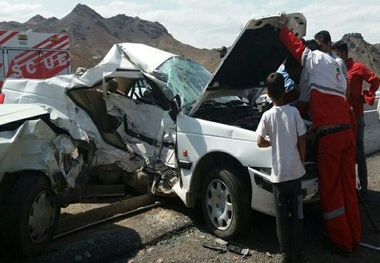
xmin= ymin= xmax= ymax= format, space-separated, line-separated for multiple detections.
xmin=72 ymin=43 xmax=177 ymax=88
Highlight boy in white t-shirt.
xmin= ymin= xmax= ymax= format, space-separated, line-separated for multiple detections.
xmin=257 ymin=72 xmax=306 ymax=263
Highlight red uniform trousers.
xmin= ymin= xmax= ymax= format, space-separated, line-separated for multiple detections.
xmin=317 ymin=129 xmax=361 ymax=252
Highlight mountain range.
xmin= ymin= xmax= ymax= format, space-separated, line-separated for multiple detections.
xmin=1 ymin=4 xmax=379 ymax=79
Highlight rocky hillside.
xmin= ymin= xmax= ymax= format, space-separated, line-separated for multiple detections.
xmin=342 ymin=33 xmax=380 ymax=77
xmin=1 ymin=4 xmax=379 ymax=77
xmin=0 ymin=4 xmax=221 ymax=72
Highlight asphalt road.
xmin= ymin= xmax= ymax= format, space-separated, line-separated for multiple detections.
xmin=1 ymin=153 xmax=379 ymax=263
xmin=23 ymin=103 xmax=380 ymax=263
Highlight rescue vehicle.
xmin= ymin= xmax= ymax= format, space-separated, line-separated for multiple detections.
xmin=0 ymin=30 xmax=71 ymax=88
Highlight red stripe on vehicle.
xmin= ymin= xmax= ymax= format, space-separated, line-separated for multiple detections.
xmin=0 ymin=31 xmax=19 ymax=46
xmin=12 ymin=34 xmax=69 ymax=64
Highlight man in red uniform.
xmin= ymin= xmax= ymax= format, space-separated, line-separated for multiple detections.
xmin=332 ymin=40 xmax=380 ymax=197
xmin=277 ymin=14 xmax=360 ymax=254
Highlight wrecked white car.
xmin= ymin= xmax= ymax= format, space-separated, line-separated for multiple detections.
xmin=0 ymin=12 xmax=318 ymax=256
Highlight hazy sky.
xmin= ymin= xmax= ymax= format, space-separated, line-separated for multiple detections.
xmin=2 ymin=0 xmax=379 ymax=49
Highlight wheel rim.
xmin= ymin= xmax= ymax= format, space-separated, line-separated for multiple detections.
xmin=28 ymin=190 xmax=56 ymax=244
xmin=205 ymin=179 xmax=233 ymax=230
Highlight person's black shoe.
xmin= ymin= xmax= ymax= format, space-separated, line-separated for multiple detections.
xmin=359 ymin=189 xmax=368 ymax=198
xmin=358 ymin=189 xmax=370 ymax=203
xmin=324 ymin=240 xmax=352 ymax=257
xmin=331 ymin=246 xmax=352 ymax=257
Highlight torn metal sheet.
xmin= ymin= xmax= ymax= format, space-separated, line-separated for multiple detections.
xmin=0 ymin=118 xmax=83 ymax=189
xmin=0 ymin=119 xmax=57 ymax=179
xmin=52 ymin=135 xmax=84 ymax=189
xmin=107 ymin=92 xmax=176 ymax=167
xmin=91 ymin=147 xmax=144 ymax=173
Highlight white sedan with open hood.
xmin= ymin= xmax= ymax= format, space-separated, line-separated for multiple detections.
xmin=0 ymin=12 xmax=318 ymax=256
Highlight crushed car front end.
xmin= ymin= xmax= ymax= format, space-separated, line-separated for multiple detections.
xmin=0 ymin=104 xmax=88 ymax=256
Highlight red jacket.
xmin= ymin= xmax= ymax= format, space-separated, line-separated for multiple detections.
xmin=346 ymin=58 xmax=380 ymax=117
xmin=279 ymin=27 xmax=351 ymax=127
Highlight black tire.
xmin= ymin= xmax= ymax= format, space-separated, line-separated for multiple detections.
xmin=5 ymin=175 xmax=60 ymax=257
xmin=201 ymin=166 xmax=251 ymax=240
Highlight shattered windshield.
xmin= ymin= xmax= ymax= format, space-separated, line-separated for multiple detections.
xmin=153 ymin=57 xmax=212 ymax=106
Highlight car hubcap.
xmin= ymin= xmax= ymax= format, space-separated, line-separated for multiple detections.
xmin=206 ymin=179 xmax=233 ymax=230
xmin=28 ymin=190 xmax=56 ymax=243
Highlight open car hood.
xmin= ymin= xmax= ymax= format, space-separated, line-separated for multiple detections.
xmin=189 ymin=13 xmax=306 ymax=115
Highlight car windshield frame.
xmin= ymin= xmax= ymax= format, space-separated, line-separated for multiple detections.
xmin=152 ymin=56 xmax=212 ymax=107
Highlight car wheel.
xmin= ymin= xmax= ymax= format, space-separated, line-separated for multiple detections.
xmin=5 ymin=175 xmax=60 ymax=257
xmin=201 ymin=167 xmax=250 ymax=240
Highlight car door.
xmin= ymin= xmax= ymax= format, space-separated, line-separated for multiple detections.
xmin=102 ymin=72 xmax=177 ymax=168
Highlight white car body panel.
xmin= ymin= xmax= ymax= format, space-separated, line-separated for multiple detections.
xmin=117 ymin=43 xmax=177 ymax=73
xmin=0 ymin=104 xmax=48 ymax=125
xmin=176 ymin=114 xmax=272 ymax=170
xmin=0 ymin=104 xmax=83 ymax=188
xmin=176 ymin=113 xmax=275 ymax=211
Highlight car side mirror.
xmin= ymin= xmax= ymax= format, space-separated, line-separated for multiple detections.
xmin=168 ymin=94 xmax=181 ymax=122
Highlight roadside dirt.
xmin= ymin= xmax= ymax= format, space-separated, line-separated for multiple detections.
xmin=1 ymin=154 xmax=380 ymax=263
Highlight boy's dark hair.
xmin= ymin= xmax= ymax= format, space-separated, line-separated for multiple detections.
xmin=332 ymin=40 xmax=348 ymax=53
xmin=314 ymin=30 xmax=331 ymax=44
xmin=305 ymin=39 xmax=320 ymax=51
xmin=266 ymin=73 xmax=285 ymax=100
